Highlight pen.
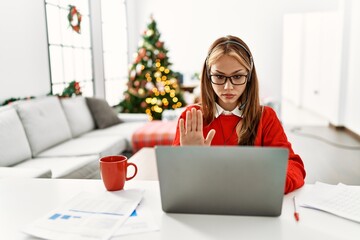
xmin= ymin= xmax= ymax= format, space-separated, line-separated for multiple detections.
xmin=293 ymin=196 xmax=300 ymax=222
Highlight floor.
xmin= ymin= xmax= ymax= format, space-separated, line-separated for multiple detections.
xmin=281 ymin=99 xmax=360 ymax=185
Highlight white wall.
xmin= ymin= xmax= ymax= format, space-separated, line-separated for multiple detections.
xmin=301 ymin=10 xmax=343 ymax=124
xmin=345 ymin=0 xmax=360 ymax=135
xmin=282 ymin=14 xmax=303 ymax=106
xmin=282 ymin=0 xmax=360 ymax=135
xmin=0 ymin=0 xmax=50 ymax=103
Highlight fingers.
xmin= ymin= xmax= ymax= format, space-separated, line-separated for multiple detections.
xmin=204 ymin=129 xmax=216 ymax=146
xmin=186 ymin=108 xmax=202 ymax=132
xmin=191 ymin=108 xmax=197 ymax=131
xmin=197 ymin=109 xmax=203 ymax=132
xmin=186 ymin=110 xmax=191 ymax=132
xmin=179 ymin=118 xmax=185 ymax=135
xmin=179 ymin=118 xmax=185 ymax=145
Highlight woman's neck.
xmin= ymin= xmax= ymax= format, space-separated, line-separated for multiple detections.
xmin=218 ymin=102 xmax=238 ymax=111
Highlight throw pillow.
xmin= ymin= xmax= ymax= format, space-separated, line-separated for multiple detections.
xmin=85 ymin=97 xmax=123 ymax=129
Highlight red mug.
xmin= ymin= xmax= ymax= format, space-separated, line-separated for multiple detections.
xmin=99 ymin=155 xmax=138 ymax=191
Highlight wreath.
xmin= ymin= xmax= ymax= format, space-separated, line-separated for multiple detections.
xmin=68 ymin=5 xmax=82 ymax=34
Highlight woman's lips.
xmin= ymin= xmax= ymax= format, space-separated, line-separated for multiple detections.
xmin=222 ymin=94 xmax=236 ymax=99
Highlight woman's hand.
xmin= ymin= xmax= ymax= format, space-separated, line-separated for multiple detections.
xmin=179 ymin=108 xmax=216 ymax=146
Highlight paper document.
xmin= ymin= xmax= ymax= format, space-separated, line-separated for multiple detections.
xmin=23 ymin=189 xmax=144 ymax=240
xmin=300 ymin=182 xmax=360 ymax=223
xmin=113 ymin=202 xmax=159 ymax=238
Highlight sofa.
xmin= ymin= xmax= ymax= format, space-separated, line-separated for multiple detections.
xmin=0 ymin=96 xmax=148 ymax=179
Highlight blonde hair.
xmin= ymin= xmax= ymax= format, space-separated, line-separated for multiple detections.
xmin=200 ymin=35 xmax=262 ymax=145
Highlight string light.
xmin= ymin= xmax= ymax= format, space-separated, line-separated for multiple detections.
xmin=138 ymin=88 xmax=144 ymax=95
xmin=151 ymin=98 xmax=157 ymax=105
xmin=154 ymin=71 xmax=162 ymax=79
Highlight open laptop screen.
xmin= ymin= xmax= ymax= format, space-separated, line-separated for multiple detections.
xmin=155 ymin=146 xmax=288 ymax=216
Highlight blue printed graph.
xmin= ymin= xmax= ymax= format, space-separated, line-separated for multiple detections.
xmin=49 ymin=213 xmax=81 ymax=220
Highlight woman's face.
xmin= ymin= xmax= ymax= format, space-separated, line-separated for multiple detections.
xmin=210 ymin=55 xmax=248 ymax=111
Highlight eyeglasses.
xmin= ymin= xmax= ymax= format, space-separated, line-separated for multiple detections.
xmin=209 ymin=74 xmax=247 ymax=85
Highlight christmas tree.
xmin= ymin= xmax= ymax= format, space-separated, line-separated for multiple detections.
xmin=118 ymin=16 xmax=185 ymax=120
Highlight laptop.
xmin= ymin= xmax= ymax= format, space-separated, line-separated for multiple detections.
xmin=155 ymin=146 xmax=288 ymax=216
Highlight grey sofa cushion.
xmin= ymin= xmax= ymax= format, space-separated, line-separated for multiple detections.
xmin=15 ymin=96 xmax=72 ymax=156
xmin=81 ymin=121 xmax=146 ymax=151
xmin=36 ymin=136 xmax=127 ymax=158
xmin=85 ymin=97 xmax=122 ymax=129
xmin=61 ymin=96 xmax=95 ymax=137
xmin=15 ymin=156 xmax=99 ymax=179
xmin=0 ymin=106 xmax=32 ymax=166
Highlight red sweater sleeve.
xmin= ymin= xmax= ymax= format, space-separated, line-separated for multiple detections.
xmin=256 ymin=107 xmax=306 ymax=194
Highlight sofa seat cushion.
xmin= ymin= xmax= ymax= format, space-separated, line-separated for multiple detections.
xmin=0 ymin=105 xmax=32 ymax=166
xmin=15 ymin=96 xmax=72 ymax=156
xmin=0 ymin=167 xmax=51 ymax=178
xmin=15 ymin=156 xmax=99 ymax=179
xmin=61 ymin=97 xmax=95 ymax=137
xmin=36 ymin=136 xmax=126 ymax=158
xmin=81 ymin=122 xmax=146 ymax=151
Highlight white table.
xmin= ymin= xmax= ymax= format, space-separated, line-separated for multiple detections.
xmin=2 ymin=148 xmax=360 ymax=239
xmin=1 ymin=178 xmax=359 ymax=240
xmin=129 ymin=147 xmax=158 ymax=181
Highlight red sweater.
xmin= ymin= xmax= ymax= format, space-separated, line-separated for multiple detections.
xmin=173 ymin=105 xmax=306 ymax=194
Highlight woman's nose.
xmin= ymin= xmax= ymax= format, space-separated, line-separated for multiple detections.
xmin=224 ymin=79 xmax=234 ymax=89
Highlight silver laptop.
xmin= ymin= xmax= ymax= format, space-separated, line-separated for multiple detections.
xmin=155 ymin=146 xmax=288 ymax=216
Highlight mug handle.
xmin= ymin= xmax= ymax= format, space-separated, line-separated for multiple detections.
xmin=126 ymin=162 xmax=138 ymax=181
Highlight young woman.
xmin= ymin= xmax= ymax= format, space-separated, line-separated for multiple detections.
xmin=173 ymin=35 xmax=306 ymax=194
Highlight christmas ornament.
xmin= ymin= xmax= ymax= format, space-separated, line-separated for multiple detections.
xmin=158 ymin=52 xmax=165 ymax=59
xmin=156 ymin=41 xmax=164 ymax=48
xmin=139 ymin=48 xmax=146 ymax=58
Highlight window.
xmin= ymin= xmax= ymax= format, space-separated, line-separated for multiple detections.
xmin=45 ymin=0 xmax=94 ymax=96
xmin=101 ymin=0 xmax=129 ymax=106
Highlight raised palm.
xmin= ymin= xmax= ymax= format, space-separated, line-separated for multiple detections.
xmin=179 ymin=108 xmax=215 ymax=146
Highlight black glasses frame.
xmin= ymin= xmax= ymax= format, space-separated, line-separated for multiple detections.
xmin=209 ymin=74 xmax=248 ymax=85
